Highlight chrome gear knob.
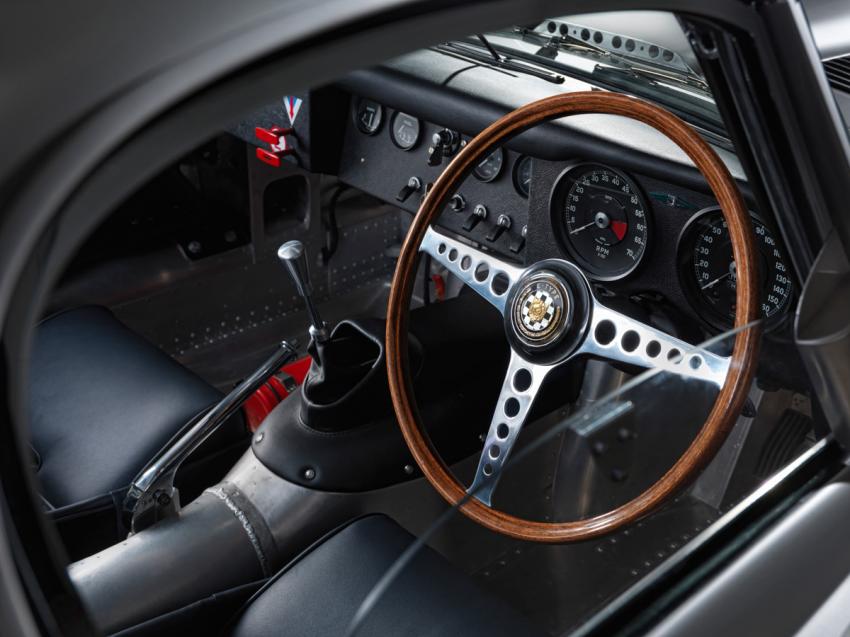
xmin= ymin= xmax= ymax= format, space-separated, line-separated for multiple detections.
xmin=277 ymin=240 xmax=329 ymax=343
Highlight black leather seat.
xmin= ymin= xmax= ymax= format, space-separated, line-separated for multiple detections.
xmin=229 ymin=515 xmax=545 ymax=637
xmin=29 ymin=306 xmax=243 ymax=510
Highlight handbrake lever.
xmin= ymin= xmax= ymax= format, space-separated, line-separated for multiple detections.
xmin=122 ymin=340 xmax=297 ymax=533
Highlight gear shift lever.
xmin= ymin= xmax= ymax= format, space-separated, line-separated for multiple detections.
xmin=278 ymin=240 xmax=329 ymax=344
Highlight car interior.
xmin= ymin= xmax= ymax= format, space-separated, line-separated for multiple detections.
xmin=23 ymin=9 xmax=832 ymax=636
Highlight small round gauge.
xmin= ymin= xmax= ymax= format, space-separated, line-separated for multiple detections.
xmin=552 ymin=164 xmax=650 ymax=280
xmin=513 ymin=155 xmax=532 ymax=198
xmin=679 ymin=207 xmax=793 ymax=328
xmin=473 ymin=148 xmax=504 ymax=182
xmin=390 ymin=111 xmax=421 ymax=150
xmin=354 ymin=98 xmax=383 ymax=135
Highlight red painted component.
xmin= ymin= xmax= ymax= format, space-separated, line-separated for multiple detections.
xmin=243 ymin=355 xmax=313 ymax=431
xmin=255 ymin=126 xmax=294 ymax=145
xmin=256 ymin=147 xmax=282 ymax=167
xmin=255 ymin=126 xmax=279 ymax=145
xmin=255 ymin=146 xmax=295 ymax=167
xmin=611 ymin=219 xmax=628 ymax=241
xmin=431 ymin=273 xmax=446 ymax=302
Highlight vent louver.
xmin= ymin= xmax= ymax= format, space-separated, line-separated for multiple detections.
xmin=824 ymin=56 xmax=850 ymax=93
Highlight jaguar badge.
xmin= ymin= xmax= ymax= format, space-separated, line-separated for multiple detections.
xmin=512 ymin=274 xmax=570 ymax=348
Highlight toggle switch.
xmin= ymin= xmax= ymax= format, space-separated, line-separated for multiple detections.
xmin=396 ymin=176 xmax=422 ymax=203
xmin=486 ymin=214 xmax=512 ymax=242
xmin=463 ymin=204 xmax=488 ymax=231
xmin=509 ymin=224 xmax=527 ymax=254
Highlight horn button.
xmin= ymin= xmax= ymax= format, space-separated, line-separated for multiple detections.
xmin=511 ymin=273 xmax=570 ymax=348
xmin=506 ymin=261 xmax=592 ymax=363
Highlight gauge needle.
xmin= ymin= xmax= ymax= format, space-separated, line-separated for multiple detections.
xmin=570 ymin=220 xmax=596 ymax=235
xmin=701 ymin=271 xmax=732 ymax=290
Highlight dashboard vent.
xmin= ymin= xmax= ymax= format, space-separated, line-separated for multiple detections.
xmin=824 ymin=56 xmax=850 ymax=93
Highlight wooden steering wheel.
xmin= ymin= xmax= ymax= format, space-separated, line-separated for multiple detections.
xmin=386 ymin=92 xmax=760 ymax=543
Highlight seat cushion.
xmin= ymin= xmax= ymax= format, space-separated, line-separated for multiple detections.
xmin=29 ymin=306 xmax=235 ymax=508
xmin=229 ymin=515 xmax=545 ymax=637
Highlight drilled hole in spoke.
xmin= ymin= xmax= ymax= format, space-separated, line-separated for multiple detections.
xmin=483 ymin=463 xmax=494 ymax=476
xmin=513 ymin=368 xmax=532 ymax=392
xmin=595 ymin=320 xmax=616 ymax=345
xmin=438 ymin=243 xmax=447 ymax=254
xmin=496 ymin=423 xmax=509 ymax=439
xmin=504 ymin=397 xmax=520 ymax=418
xmin=448 ymin=248 xmax=458 ymax=261
xmin=489 ymin=445 xmax=501 ymax=459
xmin=491 ymin=272 xmax=510 ymax=296
xmin=621 ymin=330 xmax=640 ymax=352
xmin=460 ymin=255 xmax=472 ymax=270
xmin=646 ymin=340 xmax=661 ymax=358
xmin=668 ymin=348 xmax=682 ymax=363
xmin=689 ymin=356 xmax=703 ymax=370
xmin=474 ymin=263 xmax=490 ymax=282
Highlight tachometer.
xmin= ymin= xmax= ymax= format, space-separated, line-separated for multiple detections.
xmin=679 ymin=207 xmax=793 ymax=328
xmin=552 ymin=164 xmax=650 ymax=280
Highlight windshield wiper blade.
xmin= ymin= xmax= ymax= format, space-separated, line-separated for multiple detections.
xmin=597 ymin=60 xmax=710 ymax=94
xmin=436 ymin=39 xmax=565 ymax=84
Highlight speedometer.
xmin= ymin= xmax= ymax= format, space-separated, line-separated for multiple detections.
xmin=679 ymin=207 xmax=793 ymax=328
xmin=552 ymin=164 xmax=650 ymax=280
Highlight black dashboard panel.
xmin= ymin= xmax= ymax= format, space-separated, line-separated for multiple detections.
xmin=338 ymin=93 xmax=798 ymax=340
xmin=338 ymin=103 xmax=530 ymax=261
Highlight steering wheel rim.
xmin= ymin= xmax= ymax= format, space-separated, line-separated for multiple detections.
xmin=386 ymin=92 xmax=761 ymax=543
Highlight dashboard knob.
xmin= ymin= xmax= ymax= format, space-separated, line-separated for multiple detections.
xmin=449 ymin=194 xmax=466 ymax=212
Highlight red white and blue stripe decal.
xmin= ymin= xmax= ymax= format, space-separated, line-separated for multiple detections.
xmin=284 ymin=95 xmax=303 ymax=126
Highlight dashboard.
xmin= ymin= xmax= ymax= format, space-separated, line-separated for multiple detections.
xmin=337 ymin=95 xmax=796 ymax=336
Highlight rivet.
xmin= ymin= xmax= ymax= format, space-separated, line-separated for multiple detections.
xmin=403 ymin=464 xmax=414 ymax=475
xmin=255 ymin=432 xmax=264 ymax=443
xmin=303 ymin=467 xmax=316 ymax=480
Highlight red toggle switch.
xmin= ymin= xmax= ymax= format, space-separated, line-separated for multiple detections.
xmin=255 ymin=126 xmax=293 ymax=145
xmin=256 ymin=147 xmax=294 ymax=168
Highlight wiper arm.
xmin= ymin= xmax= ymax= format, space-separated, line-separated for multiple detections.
xmin=475 ymin=33 xmax=502 ymax=62
xmin=436 ymin=39 xmax=565 ymax=85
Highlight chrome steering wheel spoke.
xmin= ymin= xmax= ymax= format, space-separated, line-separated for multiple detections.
xmin=579 ymin=298 xmax=730 ymax=387
xmin=420 ymin=226 xmax=524 ymax=315
xmin=468 ymin=350 xmax=553 ymax=506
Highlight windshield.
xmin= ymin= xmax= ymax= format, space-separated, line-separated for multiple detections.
xmin=468 ymin=11 xmax=725 ymax=141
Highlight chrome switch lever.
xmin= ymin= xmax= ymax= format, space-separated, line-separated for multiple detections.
xmin=278 ymin=240 xmax=329 ymax=344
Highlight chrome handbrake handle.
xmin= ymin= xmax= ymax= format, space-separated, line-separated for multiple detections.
xmin=122 ymin=340 xmax=298 ymax=533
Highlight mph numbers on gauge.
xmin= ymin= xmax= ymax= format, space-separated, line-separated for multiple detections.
xmin=679 ymin=207 xmax=793 ymax=329
xmin=553 ymin=164 xmax=650 ymax=280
